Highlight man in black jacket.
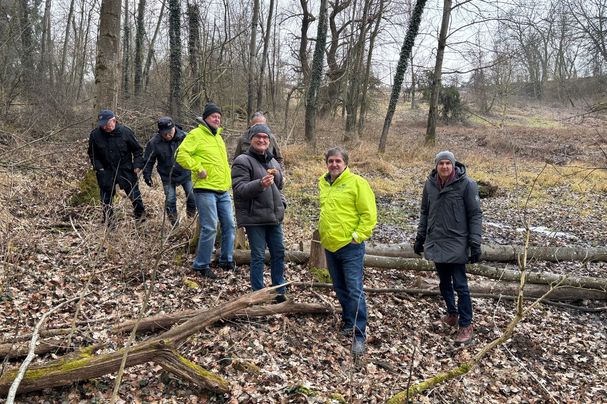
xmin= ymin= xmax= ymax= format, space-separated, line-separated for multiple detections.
xmin=231 ymin=123 xmax=286 ymax=302
xmin=143 ymin=116 xmax=196 ymax=225
xmin=87 ymin=109 xmax=146 ymax=224
xmin=414 ymin=151 xmax=482 ymax=344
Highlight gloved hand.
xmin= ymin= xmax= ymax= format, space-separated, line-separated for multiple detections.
xmin=144 ymin=177 xmax=153 ymax=187
xmin=469 ymin=244 xmax=482 ymax=263
xmin=413 ymin=236 xmax=425 ymax=255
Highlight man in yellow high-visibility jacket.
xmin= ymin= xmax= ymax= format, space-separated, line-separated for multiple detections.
xmin=176 ymin=102 xmax=235 ymax=279
xmin=318 ymin=147 xmax=377 ymax=357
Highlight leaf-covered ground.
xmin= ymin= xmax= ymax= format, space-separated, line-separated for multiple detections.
xmin=1 ymin=108 xmax=607 ymax=403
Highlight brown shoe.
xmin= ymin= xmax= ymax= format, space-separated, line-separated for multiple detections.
xmin=433 ymin=314 xmax=458 ymax=328
xmin=455 ymin=325 xmax=474 ymax=344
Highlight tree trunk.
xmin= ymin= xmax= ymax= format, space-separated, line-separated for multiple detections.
xmin=133 ymin=0 xmax=145 ymax=97
xmin=59 ymin=0 xmax=76 ymax=80
xmin=256 ymin=0 xmax=275 ymax=112
xmin=309 ymin=229 xmax=327 ymax=269
xmin=298 ymin=0 xmax=314 ymax=85
xmin=365 ymin=243 xmax=607 ymax=263
xmin=143 ymin=0 xmax=165 ymax=91
xmin=187 ymin=2 xmax=202 ymax=112
xmin=247 ymin=0 xmax=260 ymax=119
xmin=121 ymin=0 xmax=131 ymax=99
xmin=95 ymin=0 xmax=122 ymax=111
xmin=304 ymin=0 xmax=328 ymax=149
xmin=168 ymin=0 xmax=182 ymax=120
xmin=378 ymin=0 xmax=427 ymax=153
xmin=424 ymin=0 xmax=451 ymax=145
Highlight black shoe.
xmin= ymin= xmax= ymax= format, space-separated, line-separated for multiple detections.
xmin=219 ymin=261 xmax=236 ymax=271
xmin=194 ymin=267 xmax=217 ymax=279
xmin=275 ymin=294 xmax=287 ymax=303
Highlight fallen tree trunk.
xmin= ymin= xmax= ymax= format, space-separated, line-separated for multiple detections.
xmin=235 ymin=250 xmax=607 ymax=291
xmin=366 ymin=243 xmax=607 ymax=263
xmin=0 ymin=288 xmax=277 ymax=396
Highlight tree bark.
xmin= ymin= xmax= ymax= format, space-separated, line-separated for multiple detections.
xmin=133 ymin=0 xmax=145 ymax=97
xmin=304 ymin=0 xmax=328 ymax=149
xmin=247 ymin=0 xmax=260 ymax=118
xmin=168 ymin=0 xmax=182 ymax=120
xmin=378 ymin=0 xmax=427 ymax=153
xmin=424 ymin=0 xmax=451 ymax=145
xmin=95 ymin=0 xmax=122 ymax=111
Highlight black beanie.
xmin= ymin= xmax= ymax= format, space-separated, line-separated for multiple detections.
xmin=202 ymin=102 xmax=222 ymax=119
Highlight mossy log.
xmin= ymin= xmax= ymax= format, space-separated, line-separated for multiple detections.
xmin=0 ymin=288 xmax=277 ymax=396
xmin=366 ymin=243 xmax=607 ymax=263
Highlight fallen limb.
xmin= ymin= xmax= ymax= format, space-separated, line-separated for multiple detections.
xmin=0 ymin=288 xmax=277 ymax=396
xmin=235 ymin=249 xmax=607 ymax=290
xmin=366 ymin=242 xmax=607 ymax=263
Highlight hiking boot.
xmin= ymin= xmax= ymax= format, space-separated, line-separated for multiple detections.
xmin=340 ymin=325 xmax=354 ymax=337
xmin=275 ymin=294 xmax=287 ymax=303
xmin=351 ymin=339 xmax=365 ymax=356
xmin=433 ymin=313 xmax=458 ymax=328
xmin=455 ymin=325 xmax=474 ymax=344
xmin=194 ymin=266 xmax=217 ymax=279
xmin=219 ymin=261 xmax=236 ymax=271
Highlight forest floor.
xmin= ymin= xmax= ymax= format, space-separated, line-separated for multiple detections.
xmin=1 ymin=100 xmax=607 ymax=403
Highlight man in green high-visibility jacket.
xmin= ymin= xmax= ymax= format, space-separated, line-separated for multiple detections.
xmin=318 ymin=147 xmax=377 ymax=357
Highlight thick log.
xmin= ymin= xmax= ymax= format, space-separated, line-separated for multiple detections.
xmin=309 ymin=229 xmax=327 ymax=269
xmin=112 ymin=301 xmax=334 ymax=334
xmin=234 ymin=249 xmax=607 ymax=291
xmin=366 ymin=243 xmax=607 ymax=263
xmin=0 ymin=288 xmax=276 ymax=395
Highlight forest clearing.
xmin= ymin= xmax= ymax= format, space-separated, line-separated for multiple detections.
xmin=1 ymin=99 xmax=606 ymax=402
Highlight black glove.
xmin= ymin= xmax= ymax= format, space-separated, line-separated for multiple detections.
xmin=469 ymin=244 xmax=482 ymax=263
xmin=413 ymin=236 xmax=425 ymax=255
xmin=144 ymin=177 xmax=153 ymax=187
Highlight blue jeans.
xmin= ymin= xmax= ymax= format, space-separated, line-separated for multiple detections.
xmin=192 ymin=191 xmax=235 ymax=269
xmin=435 ymin=263 xmax=473 ymax=327
xmin=245 ymin=225 xmax=286 ymax=294
xmin=325 ymin=242 xmax=367 ymax=341
xmin=162 ymin=180 xmax=196 ymax=219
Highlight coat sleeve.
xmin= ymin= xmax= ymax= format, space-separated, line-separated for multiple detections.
xmin=142 ymin=138 xmax=156 ymax=181
xmin=416 ymin=183 xmax=429 ymax=240
xmin=231 ymin=156 xmax=264 ymax=200
xmin=353 ymin=178 xmax=377 ymax=243
xmin=87 ymin=132 xmax=104 ymax=171
xmin=176 ymin=130 xmax=204 ymax=174
xmin=125 ymin=127 xmax=144 ymax=169
xmin=464 ymin=179 xmax=482 ymax=246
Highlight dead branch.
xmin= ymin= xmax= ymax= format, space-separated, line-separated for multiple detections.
xmin=0 ymin=288 xmax=277 ymax=396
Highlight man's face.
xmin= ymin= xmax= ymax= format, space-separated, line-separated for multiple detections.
xmin=437 ymin=159 xmax=453 ymax=180
xmin=205 ymin=112 xmax=221 ymax=130
xmin=101 ymin=117 xmax=116 ymax=132
xmin=327 ymin=154 xmax=346 ymax=180
xmin=250 ymin=133 xmax=270 ymax=154
xmin=161 ymin=127 xmax=176 ymax=141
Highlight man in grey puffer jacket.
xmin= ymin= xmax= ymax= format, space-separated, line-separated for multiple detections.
xmin=232 ymin=123 xmax=287 ymax=302
xmin=414 ymin=150 xmax=482 ymax=344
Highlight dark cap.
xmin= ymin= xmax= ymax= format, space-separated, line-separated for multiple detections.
xmin=157 ymin=116 xmax=175 ymax=135
xmin=97 ymin=110 xmax=115 ymax=127
xmin=248 ymin=124 xmax=271 ymax=140
xmin=202 ymin=102 xmax=222 ymax=119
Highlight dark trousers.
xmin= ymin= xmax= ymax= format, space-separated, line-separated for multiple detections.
xmin=435 ymin=262 xmax=473 ymax=327
xmin=100 ymin=180 xmax=145 ymax=222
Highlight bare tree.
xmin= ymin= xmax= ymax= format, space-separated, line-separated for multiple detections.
xmin=247 ymin=0 xmax=260 ymax=118
xmin=378 ymin=0 xmax=427 ymax=153
xmin=95 ymin=0 xmax=122 ymax=111
xmin=168 ymin=0 xmax=182 ymax=120
xmin=187 ymin=2 xmax=202 ymax=112
xmin=304 ymin=0 xmax=329 ymax=149
xmin=121 ymin=0 xmax=131 ymax=99
xmin=134 ymin=0 xmax=146 ymax=97
xmin=256 ymin=0 xmax=275 ymax=111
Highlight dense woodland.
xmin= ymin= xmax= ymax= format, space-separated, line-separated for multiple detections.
xmin=1 ymin=0 xmax=607 ymax=402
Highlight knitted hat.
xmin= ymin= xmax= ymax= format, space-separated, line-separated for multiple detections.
xmin=202 ymin=102 xmax=222 ymax=119
xmin=435 ymin=150 xmax=456 ymax=167
xmin=248 ymin=123 xmax=271 ymax=140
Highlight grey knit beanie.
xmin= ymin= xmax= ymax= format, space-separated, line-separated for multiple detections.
xmin=435 ymin=150 xmax=456 ymax=167
xmin=248 ymin=123 xmax=271 ymax=140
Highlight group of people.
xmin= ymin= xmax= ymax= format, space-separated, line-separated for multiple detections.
xmin=87 ymin=103 xmax=482 ymax=356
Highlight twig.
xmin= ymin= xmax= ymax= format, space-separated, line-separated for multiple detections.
xmin=6 ymin=296 xmax=80 ymax=403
